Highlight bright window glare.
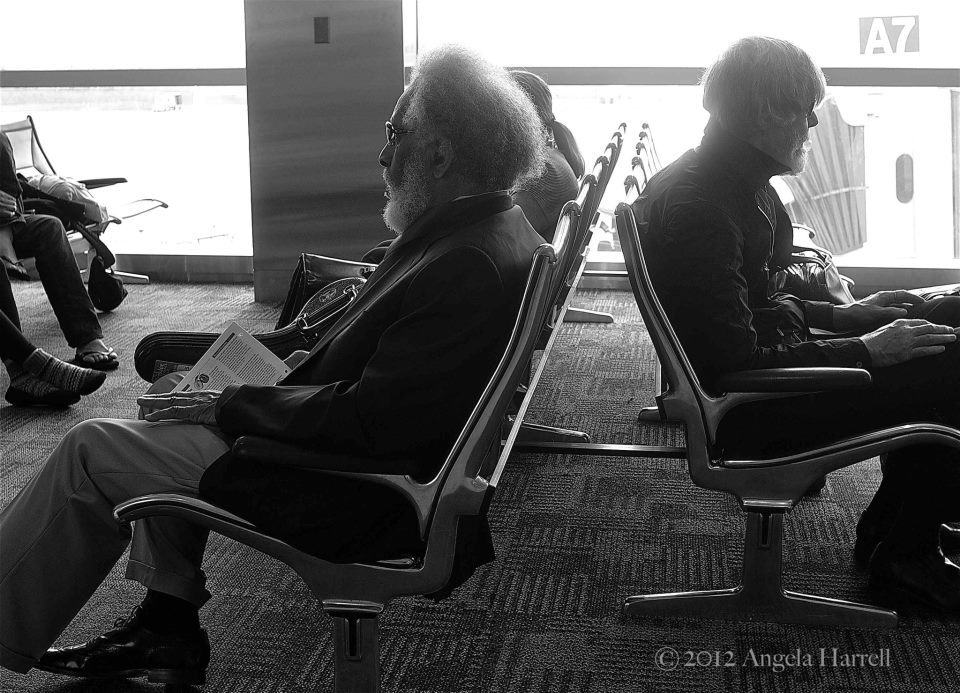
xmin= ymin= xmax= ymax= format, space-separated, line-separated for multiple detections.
xmin=1 ymin=0 xmax=957 ymax=268
xmin=0 ymin=0 xmax=245 ymax=70
xmin=416 ymin=0 xmax=959 ymax=69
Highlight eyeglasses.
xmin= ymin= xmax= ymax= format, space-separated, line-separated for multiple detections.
xmin=385 ymin=120 xmax=415 ymax=145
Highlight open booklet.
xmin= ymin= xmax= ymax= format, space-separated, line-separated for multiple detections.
xmin=172 ymin=321 xmax=291 ymax=392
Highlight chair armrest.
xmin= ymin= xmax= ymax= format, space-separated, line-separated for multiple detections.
xmin=715 ymin=367 xmax=871 ymax=393
xmin=79 ymin=177 xmax=127 ymax=189
xmin=114 ymin=493 xmax=255 ymax=527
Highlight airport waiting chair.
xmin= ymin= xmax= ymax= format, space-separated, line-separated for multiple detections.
xmin=563 ymin=138 xmax=618 ymax=325
xmin=1 ymin=115 xmax=166 ymax=284
xmin=511 ymin=182 xmax=594 ymax=447
xmin=613 ymin=200 xmax=960 ymax=626
xmin=114 ymin=243 xmax=560 ymax=693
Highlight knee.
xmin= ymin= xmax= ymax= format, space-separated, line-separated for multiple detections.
xmin=58 ymin=418 xmax=125 ymax=473
xmin=923 ymin=296 xmax=960 ymax=328
xmin=33 ymin=215 xmax=69 ymax=243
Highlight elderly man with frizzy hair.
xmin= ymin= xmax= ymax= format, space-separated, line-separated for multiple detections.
xmin=0 ymin=44 xmax=546 ymax=684
xmin=632 ymin=36 xmax=960 ymax=613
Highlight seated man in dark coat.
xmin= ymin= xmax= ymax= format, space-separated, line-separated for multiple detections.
xmin=0 ymin=44 xmax=546 ymax=682
xmin=633 ymin=36 xmax=960 ymax=613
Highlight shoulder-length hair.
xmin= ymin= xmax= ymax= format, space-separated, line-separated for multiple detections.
xmin=701 ymin=36 xmax=826 ymax=135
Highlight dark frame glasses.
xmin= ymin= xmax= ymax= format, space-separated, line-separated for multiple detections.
xmin=385 ymin=120 xmax=415 ymax=145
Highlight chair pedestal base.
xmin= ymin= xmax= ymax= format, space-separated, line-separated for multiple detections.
xmin=563 ymin=306 xmax=614 ymax=324
xmin=636 ymin=406 xmax=663 ymax=423
xmin=325 ymin=605 xmax=382 ymax=693
xmin=623 ymin=510 xmax=897 ymax=628
xmin=516 ymin=421 xmax=591 ymax=445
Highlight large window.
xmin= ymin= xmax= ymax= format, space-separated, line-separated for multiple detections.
xmin=0 ymin=0 xmax=249 ymax=256
xmin=414 ymin=0 xmax=960 ymax=271
xmin=2 ymin=0 xmax=957 ymax=271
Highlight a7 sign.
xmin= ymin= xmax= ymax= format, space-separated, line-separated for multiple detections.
xmin=859 ymin=16 xmax=920 ymax=54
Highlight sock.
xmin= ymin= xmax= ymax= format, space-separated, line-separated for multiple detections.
xmin=6 ymin=363 xmax=73 ymax=398
xmin=138 ymin=590 xmax=201 ymax=634
xmin=23 ymin=348 xmax=106 ymax=395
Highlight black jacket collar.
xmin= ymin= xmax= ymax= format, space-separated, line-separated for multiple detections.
xmin=698 ymin=119 xmax=790 ymax=191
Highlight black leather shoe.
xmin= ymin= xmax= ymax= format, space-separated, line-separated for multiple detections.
xmin=856 ymin=523 xmax=960 ymax=567
xmin=4 ymin=386 xmax=80 ymax=408
xmin=35 ymin=606 xmax=209 ymax=684
xmin=868 ymin=544 xmax=960 ymax=613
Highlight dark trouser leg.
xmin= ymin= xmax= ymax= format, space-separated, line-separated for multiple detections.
xmin=0 ymin=310 xmax=35 ymax=364
xmin=0 ymin=418 xmax=229 ymax=673
xmin=717 ymin=342 xmax=960 ymax=552
xmin=0 ymin=269 xmax=20 ymax=329
xmin=906 ymin=294 xmax=960 ymax=326
xmin=12 ymin=215 xmax=102 ymax=348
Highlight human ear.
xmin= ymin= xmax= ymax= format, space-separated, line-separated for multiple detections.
xmin=431 ymin=137 xmax=454 ymax=178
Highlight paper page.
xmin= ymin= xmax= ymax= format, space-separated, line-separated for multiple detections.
xmin=172 ymin=321 xmax=291 ymax=392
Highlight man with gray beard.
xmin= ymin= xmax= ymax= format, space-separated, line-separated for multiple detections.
xmin=0 ymin=44 xmax=545 ymax=683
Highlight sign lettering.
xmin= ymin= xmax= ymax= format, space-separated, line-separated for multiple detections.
xmin=859 ymin=16 xmax=920 ymax=54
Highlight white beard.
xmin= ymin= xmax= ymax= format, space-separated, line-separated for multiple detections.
xmin=787 ymin=139 xmax=812 ymax=175
xmin=382 ymin=150 xmax=431 ymax=235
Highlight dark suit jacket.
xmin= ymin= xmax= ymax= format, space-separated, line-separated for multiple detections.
xmin=199 ymin=191 xmax=543 ymax=567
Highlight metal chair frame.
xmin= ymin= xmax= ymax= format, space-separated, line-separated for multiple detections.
xmin=115 ymin=243 xmax=560 ymax=692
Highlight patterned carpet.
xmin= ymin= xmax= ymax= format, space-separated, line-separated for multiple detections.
xmin=2 ymin=280 xmax=959 ymax=693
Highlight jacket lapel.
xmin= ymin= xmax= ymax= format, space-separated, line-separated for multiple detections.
xmin=278 ymin=192 xmax=514 ymax=383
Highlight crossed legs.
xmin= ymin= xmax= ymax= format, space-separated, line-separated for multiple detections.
xmin=0 ymin=417 xmax=230 ymax=672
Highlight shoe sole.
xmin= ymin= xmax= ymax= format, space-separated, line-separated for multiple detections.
xmin=868 ymin=575 xmax=958 ymax=615
xmin=35 ymin=663 xmax=205 ymax=685
xmin=4 ymin=389 xmax=80 ymax=408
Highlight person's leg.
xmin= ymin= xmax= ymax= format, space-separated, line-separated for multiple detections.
xmin=906 ymin=295 xmax=960 ymax=327
xmin=0 ymin=417 xmax=230 ymax=673
xmin=1 ymin=292 xmax=106 ymax=404
xmin=0 ymin=309 xmax=33 ymax=363
xmin=0 ymin=266 xmax=21 ymax=329
xmin=11 ymin=216 xmax=108 ymax=353
xmin=0 ymin=227 xmax=30 ymax=281
xmin=717 ymin=342 xmax=960 ymax=608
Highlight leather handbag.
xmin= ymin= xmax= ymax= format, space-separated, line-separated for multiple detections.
xmin=275 ymin=253 xmax=377 ymax=329
xmin=772 ymin=225 xmax=855 ymax=305
xmin=134 ymin=277 xmax=366 ymax=382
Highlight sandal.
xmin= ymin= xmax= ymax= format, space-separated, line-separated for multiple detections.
xmin=2 ymin=255 xmax=31 ymax=281
xmin=72 ymin=348 xmax=120 ymax=371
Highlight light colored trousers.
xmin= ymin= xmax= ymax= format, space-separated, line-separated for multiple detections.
xmin=0 ymin=390 xmax=231 ymax=672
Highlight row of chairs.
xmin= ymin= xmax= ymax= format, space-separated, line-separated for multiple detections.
xmin=513 ymin=124 xmax=628 ymax=448
xmin=1 ymin=115 xmax=166 ymax=284
xmin=114 ymin=118 xmax=960 ymax=691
